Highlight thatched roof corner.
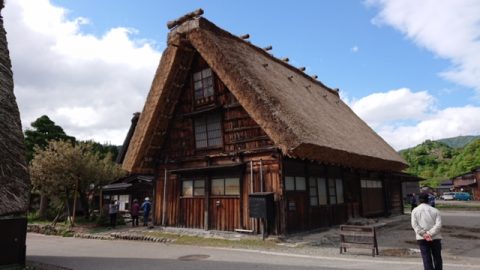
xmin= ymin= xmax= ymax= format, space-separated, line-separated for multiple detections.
xmin=116 ymin=112 xmax=141 ymax=165
xmin=123 ymin=15 xmax=407 ymax=173
xmin=0 ymin=2 xmax=31 ymax=216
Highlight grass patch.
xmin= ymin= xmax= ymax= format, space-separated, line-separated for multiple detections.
xmin=145 ymin=231 xmax=280 ymax=249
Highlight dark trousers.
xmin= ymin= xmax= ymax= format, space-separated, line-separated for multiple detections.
xmin=418 ymin=239 xmax=442 ymax=270
xmin=132 ymin=215 xmax=139 ymax=226
xmin=109 ymin=213 xmax=117 ymax=228
xmin=143 ymin=211 xmax=150 ymax=226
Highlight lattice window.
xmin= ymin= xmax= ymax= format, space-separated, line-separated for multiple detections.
xmin=182 ymin=179 xmax=205 ymax=197
xmin=193 ymin=68 xmax=214 ymax=100
xmin=285 ymin=176 xmax=306 ymax=191
xmin=211 ymin=178 xmax=240 ymax=196
xmin=194 ymin=114 xmax=222 ymax=148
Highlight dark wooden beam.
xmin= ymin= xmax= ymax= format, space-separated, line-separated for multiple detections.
xmin=263 ymin=45 xmax=272 ymax=51
xmin=167 ymin=8 xmax=204 ymax=29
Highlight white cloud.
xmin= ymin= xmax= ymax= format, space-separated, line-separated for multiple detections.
xmin=367 ymin=0 xmax=480 ymax=94
xmin=350 ymin=88 xmax=435 ymax=128
xmin=347 ymin=88 xmax=480 ymax=150
xmin=350 ymin=45 xmax=359 ymax=53
xmin=4 ymin=0 xmax=162 ymax=144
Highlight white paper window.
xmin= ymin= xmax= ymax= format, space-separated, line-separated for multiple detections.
xmin=285 ymin=176 xmax=295 ymax=191
xmin=194 ymin=114 xmax=222 ymax=148
xmin=193 ymin=68 xmax=214 ymax=100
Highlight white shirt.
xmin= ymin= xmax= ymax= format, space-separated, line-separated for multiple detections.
xmin=411 ymin=203 xmax=442 ymax=240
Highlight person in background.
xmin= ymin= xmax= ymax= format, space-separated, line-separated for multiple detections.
xmin=410 ymin=192 xmax=418 ymax=211
xmin=141 ymin=197 xmax=152 ymax=227
xmin=108 ymin=200 xmax=119 ymax=228
xmin=428 ymin=192 xmax=436 ymax=208
xmin=130 ymin=199 xmax=140 ymax=227
xmin=411 ymin=192 xmax=443 ymax=270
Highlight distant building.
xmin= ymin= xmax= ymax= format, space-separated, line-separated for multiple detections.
xmin=436 ymin=179 xmax=453 ymax=195
xmin=451 ymin=168 xmax=480 ymax=200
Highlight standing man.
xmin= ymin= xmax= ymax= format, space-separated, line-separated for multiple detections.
xmin=411 ymin=193 xmax=443 ymax=270
xmin=141 ymin=197 xmax=152 ymax=227
xmin=108 ymin=200 xmax=119 ymax=228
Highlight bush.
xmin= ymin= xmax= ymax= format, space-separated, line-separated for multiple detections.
xmin=96 ymin=211 xmax=125 ymax=227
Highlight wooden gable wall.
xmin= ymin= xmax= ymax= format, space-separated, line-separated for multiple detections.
xmin=153 ymin=54 xmax=283 ymax=233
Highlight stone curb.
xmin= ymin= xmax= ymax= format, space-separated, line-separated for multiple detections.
xmin=73 ymin=232 xmax=174 ymax=243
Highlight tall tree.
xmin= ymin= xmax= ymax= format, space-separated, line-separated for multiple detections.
xmin=25 ymin=115 xmax=75 ymax=218
xmin=30 ymin=140 xmax=125 ymax=223
xmin=24 ymin=115 xmax=75 ymax=162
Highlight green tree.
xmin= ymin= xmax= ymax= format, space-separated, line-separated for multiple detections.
xmin=25 ymin=115 xmax=75 ymax=162
xmin=25 ymin=115 xmax=75 ymax=219
xmin=30 ymin=140 xmax=125 ymax=224
xmin=79 ymin=140 xmax=119 ymax=161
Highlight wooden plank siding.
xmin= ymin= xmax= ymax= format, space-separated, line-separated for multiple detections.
xmin=209 ymin=197 xmax=240 ymax=231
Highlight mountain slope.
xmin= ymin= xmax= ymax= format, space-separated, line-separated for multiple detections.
xmin=400 ymin=138 xmax=480 ymax=187
xmin=436 ymin=135 xmax=480 ymax=148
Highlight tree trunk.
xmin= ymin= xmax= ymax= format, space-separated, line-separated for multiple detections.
xmin=71 ymin=180 xmax=78 ymax=227
xmin=79 ymin=190 xmax=90 ymax=220
xmin=51 ymin=202 xmax=65 ymax=226
xmin=38 ymin=193 xmax=49 ymax=219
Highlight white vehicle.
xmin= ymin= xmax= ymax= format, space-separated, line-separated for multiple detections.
xmin=441 ymin=192 xmax=455 ymax=200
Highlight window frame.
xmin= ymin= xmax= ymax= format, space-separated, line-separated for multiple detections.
xmin=285 ymin=176 xmax=307 ymax=192
xmin=194 ymin=113 xmax=223 ymax=149
xmin=181 ymin=179 xmax=205 ymax=197
xmin=193 ymin=68 xmax=214 ymax=101
xmin=308 ymin=177 xmax=343 ymax=206
xmin=210 ymin=177 xmax=240 ymax=196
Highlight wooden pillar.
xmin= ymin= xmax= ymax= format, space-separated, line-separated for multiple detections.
xmin=204 ymin=175 xmax=210 ymax=230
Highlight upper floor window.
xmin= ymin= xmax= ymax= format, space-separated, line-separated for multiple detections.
xmin=193 ymin=68 xmax=214 ymax=100
xmin=194 ymin=113 xmax=222 ymax=148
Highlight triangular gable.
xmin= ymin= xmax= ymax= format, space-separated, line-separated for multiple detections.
xmin=123 ymin=17 xmax=407 ymax=173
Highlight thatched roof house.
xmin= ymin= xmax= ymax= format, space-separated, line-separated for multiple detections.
xmin=123 ymin=16 xmax=406 ymax=174
xmin=121 ymin=12 xmax=412 ymax=234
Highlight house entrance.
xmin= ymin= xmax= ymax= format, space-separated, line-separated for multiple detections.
xmin=208 ymin=177 xmax=240 ymax=231
xmin=284 ymin=176 xmax=308 ymax=232
xmin=180 ymin=176 xmax=241 ymax=231
xmin=361 ymin=179 xmax=385 ymax=216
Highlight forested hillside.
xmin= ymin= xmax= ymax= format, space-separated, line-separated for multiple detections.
xmin=400 ymin=137 xmax=480 ymax=187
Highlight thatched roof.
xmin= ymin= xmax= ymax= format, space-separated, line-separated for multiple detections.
xmin=123 ymin=17 xmax=407 ymax=173
xmin=115 ymin=112 xmax=140 ymax=164
xmin=0 ymin=2 xmax=30 ymax=216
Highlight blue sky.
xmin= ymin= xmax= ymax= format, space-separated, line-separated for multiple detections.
xmin=5 ymin=0 xmax=480 ymax=149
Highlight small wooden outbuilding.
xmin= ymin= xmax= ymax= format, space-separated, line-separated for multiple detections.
xmin=122 ymin=13 xmax=417 ymax=234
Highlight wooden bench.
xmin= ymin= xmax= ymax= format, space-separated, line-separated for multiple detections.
xmin=339 ymin=225 xmax=379 ymax=257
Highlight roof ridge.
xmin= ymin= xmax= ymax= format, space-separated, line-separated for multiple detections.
xmin=167 ymin=15 xmax=339 ymax=97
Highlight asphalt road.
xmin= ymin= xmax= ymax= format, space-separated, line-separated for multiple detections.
xmin=27 ymin=233 xmax=480 ymax=270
